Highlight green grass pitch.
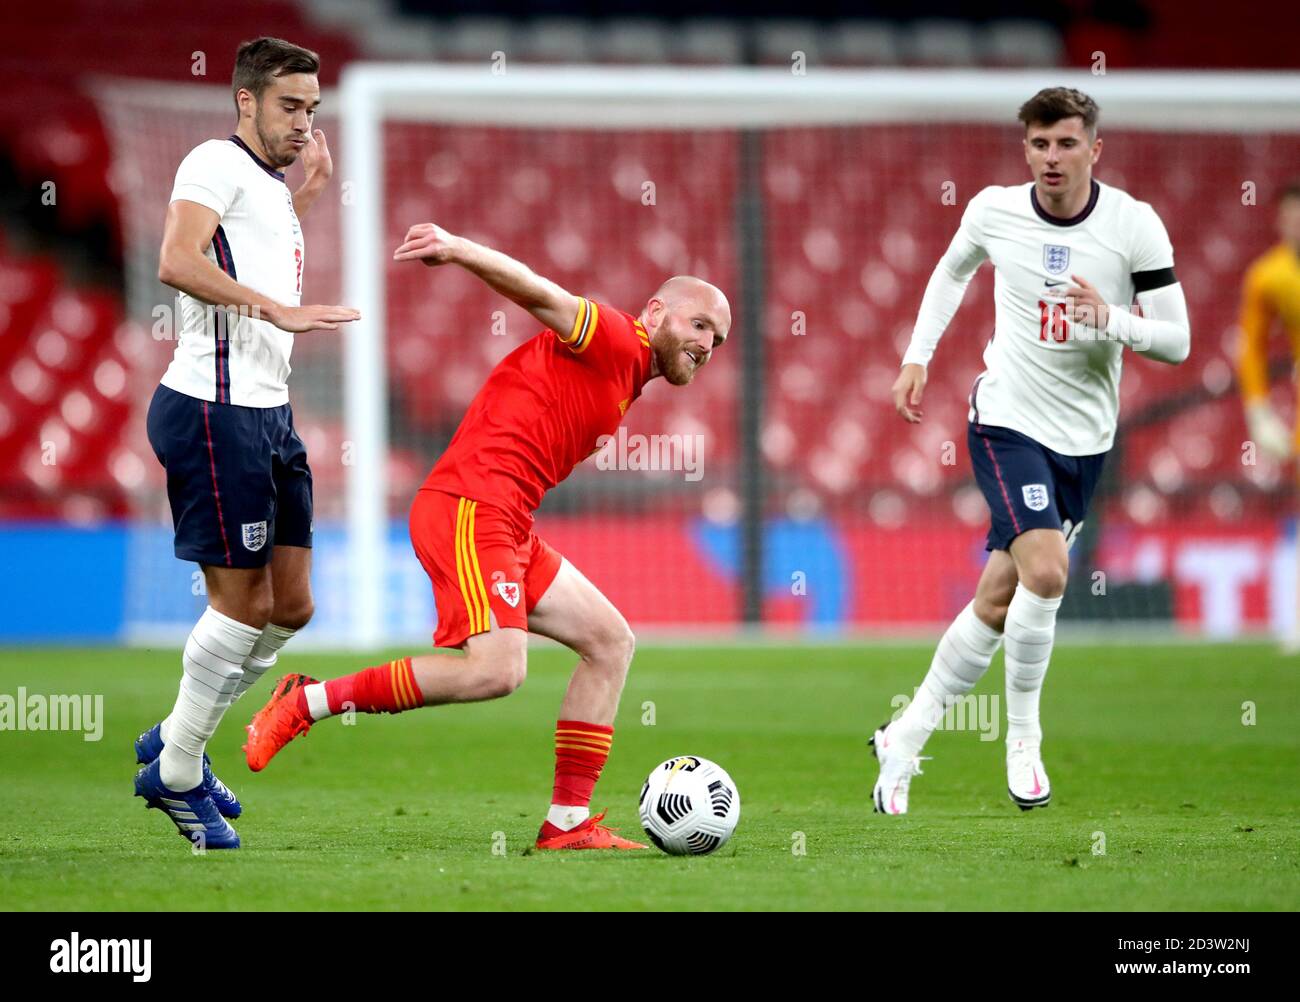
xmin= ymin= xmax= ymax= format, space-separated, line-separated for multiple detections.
xmin=0 ymin=641 xmax=1296 ymax=911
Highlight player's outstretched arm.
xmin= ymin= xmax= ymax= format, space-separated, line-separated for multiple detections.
xmin=393 ymin=223 xmax=580 ymax=335
xmin=159 ymin=200 xmax=360 ymax=333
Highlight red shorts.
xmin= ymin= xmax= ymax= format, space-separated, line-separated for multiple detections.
xmin=408 ymin=489 xmax=563 ymax=648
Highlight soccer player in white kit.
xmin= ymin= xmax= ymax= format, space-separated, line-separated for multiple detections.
xmin=872 ymin=88 xmax=1191 ymax=815
xmin=133 ymin=37 xmax=359 ymax=849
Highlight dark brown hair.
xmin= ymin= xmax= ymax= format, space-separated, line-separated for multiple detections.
xmin=232 ymin=37 xmax=320 ymax=109
xmin=1281 ymin=178 xmax=1300 ymax=203
xmin=1018 ymin=87 xmax=1100 ymax=138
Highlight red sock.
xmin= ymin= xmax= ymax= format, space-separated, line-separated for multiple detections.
xmin=551 ymin=719 xmax=614 ymax=810
xmin=311 ymin=657 xmax=422 ymax=716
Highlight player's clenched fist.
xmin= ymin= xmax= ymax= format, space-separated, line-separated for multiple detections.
xmin=892 ymin=363 xmax=926 ymax=423
xmin=393 ymin=223 xmax=461 ymax=266
xmin=1061 ymin=273 xmax=1110 ymax=330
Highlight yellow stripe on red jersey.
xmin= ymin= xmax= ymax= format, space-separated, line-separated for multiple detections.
xmin=423 ymin=302 xmax=654 ymax=534
xmin=454 ymin=497 xmax=491 ymax=635
xmin=560 ymin=297 xmax=599 ymax=354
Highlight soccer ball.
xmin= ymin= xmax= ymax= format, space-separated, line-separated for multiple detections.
xmin=638 ymin=756 xmax=740 ymax=855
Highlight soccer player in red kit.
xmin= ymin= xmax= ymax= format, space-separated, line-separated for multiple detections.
xmin=244 ymin=222 xmax=732 ymax=849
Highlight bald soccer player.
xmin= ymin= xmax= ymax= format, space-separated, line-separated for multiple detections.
xmin=244 ymin=222 xmax=731 ymax=850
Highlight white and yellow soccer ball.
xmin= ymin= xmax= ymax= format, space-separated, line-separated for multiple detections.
xmin=638 ymin=756 xmax=740 ymax=855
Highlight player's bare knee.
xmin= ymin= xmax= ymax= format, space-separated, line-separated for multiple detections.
xmin=604 ymin=620 xmax=636 ymax=670
xmin=204 ymin=571 xmax=273 ymax=628
xmin=249 ymin=579 xmax=277 ymax=626
xmin=974 ymin=575 xmax=1014 ymax=632
xmin=1020 ymin=562 xmax=1068 ymax=599
xmin=488 ymin=653 xmax=527 ymax=699
xmin=250 ymin=599 xmax=274 ymax=629
xmin=470 ymin=632 xmax=527 ymax=699
xmin=506 ymin=644 xmax=529 ymax=693
xmin=973 ymin=595 xmax=1008 ymax=632
xmin=226 ymin=589 xmax=273 ymax=630
xmin=585 ymin=618 xmax=635 ymax=677
xmin=273 ymin=594 xmax=314 ymax=631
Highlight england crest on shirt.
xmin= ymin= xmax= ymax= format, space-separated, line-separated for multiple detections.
xmin=1042 ymin=243 xmax=1070 ymax=275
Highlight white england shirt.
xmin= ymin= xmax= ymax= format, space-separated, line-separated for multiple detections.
xmin=161 ymin=136 xmax=305 ymax=407
xmin=905 ymin=179 xmax=1175 ymax=456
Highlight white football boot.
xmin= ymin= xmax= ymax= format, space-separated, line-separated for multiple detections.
xmin=870 ymin=722 xmax=929 ymax=815
xmin=1006 ymin=737 xmax=1051 ymax=810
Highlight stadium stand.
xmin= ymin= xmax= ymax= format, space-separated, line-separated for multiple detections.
xmin=1 ymin=0 xmax=1296 ymax=539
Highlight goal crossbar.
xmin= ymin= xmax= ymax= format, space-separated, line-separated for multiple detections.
xmin=335 ymin=66 xmax=1300 ymax=647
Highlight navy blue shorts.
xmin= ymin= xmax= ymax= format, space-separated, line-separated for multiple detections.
xmin=967 ymin=422 xmax=1106 ymax=552
xmin=146 ymin=384 xmax=313 ymax=569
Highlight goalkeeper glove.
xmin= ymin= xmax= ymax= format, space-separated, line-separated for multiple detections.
xmin=1246 ymin=401 xmax=1292 ymax=461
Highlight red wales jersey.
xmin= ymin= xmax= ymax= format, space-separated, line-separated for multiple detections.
xmin=422 ymin=299 xmax=654 ymax=532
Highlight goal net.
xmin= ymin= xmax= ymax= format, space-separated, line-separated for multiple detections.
xmin=96 ymin=67 xmax=1300 ymax=648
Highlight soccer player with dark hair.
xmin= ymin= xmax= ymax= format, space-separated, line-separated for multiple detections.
xmin=875 ymin=87 xmax=1190 ymax=814
xmin=244 ymin=223 xmax=731 ymax=850
xmin=134 ymin=37 xmax=359 ymax=850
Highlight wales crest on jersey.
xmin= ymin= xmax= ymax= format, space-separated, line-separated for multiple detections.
xmin=1042 ymin=244 xmax=1070 ymax=275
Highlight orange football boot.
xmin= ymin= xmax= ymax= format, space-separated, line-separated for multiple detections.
xmin=243 ymin=673 xmax=318 ymax=772
xmin=534 ymin=810 xmax=649 ymax=850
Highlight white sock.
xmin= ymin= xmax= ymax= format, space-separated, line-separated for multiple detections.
xmin=233 ymin=622 xmax=297 ymax=702
xmin=1004 ymin=583 xmax=1062 ymax=745
xmin=547 ymin=805 xmax=590 ymax=831
xmin=162 ymin=618 xmax=289 ymax=740
xmin=303 ymin=682 xmax=332 ymax=721
xmin=892 ymin=601 xmax=1003 ymax=759
xmin=158 ymin=607 xmax=261 ymax=791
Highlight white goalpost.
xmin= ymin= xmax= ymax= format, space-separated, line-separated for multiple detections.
xmin=338 ymin=65 xmax=1300 ymax=649
xmin=99 ymin=67 xmax=1300 ymax=649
